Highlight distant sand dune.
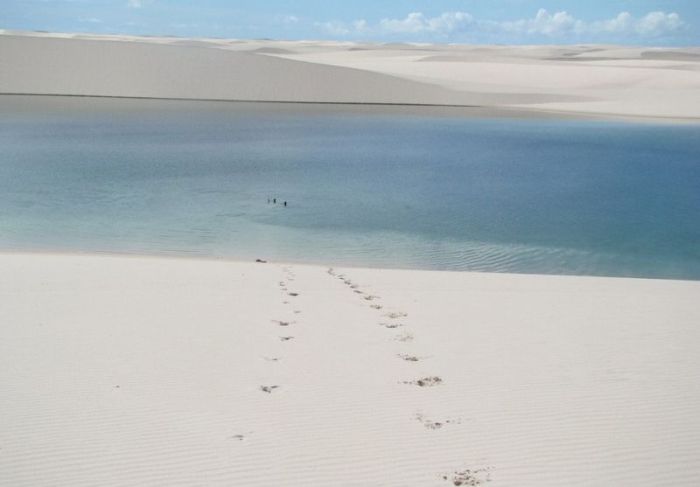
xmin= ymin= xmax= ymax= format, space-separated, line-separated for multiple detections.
xmin=1 ymin=32 xmax=699 ymax=121
xmin=641 ymin=50 xmax=700 ymax=62
xmin=0 ymin=35 xmax=481 ymax=106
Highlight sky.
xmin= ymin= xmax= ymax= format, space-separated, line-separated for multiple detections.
xmin=2 ymin=0 xmax=698 ymax=46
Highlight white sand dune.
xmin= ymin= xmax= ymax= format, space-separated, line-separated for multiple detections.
xmin=1 ymin=31 xmax=700 ymax=121
xmin=1 ymin=253 xmax=699 ymax=486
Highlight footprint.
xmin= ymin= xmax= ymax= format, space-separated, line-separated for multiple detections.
xmin=350 ymin=284 xmax=359 ymax=289
xmin=263 ymin=356 xmax=281 ymax=362
xmin=370 ymin=304 xmax=383 ymax=310
xmin=293 ymin=310 xmax=301 ymax=314
xmin=395 ymin=332 xmax=414 ymax=342
xmin=416 ymin=413 xmax=443 ymax=430
xmin=353 ymin=290 xmax=364 ymax=294
xmin=260 ymin=385 xmax=280 ymax=393
xmin=288 ymin=292 xmax=299 ymax=297
xmin=272 ymin=320 xmax=292 ymax=327
xmin=385 ymin=311 xmax=408 ymax=319
xmin=416 ymin=413 xmax=460 ymax=430
xmin=380 ymin=322 xmax=403 ymax=329
xmin=442 ymin=468 xmax=491 ymax=486
xmin=404 ymin=376 xmax=443 ymax=387
xmin=327 ymin=268 xmax=336 ymax=276
xmin=230 ymin=434 xmax=246 ymax=441
xmin=397 ymin=353 xmax=420 ymax=361
xmin=279 ymin=336 xmax=294 ymax=341
xmin=363 ymin=295 xmax=380 ymax=301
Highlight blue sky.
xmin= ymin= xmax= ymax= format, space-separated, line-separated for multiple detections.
xmin=2 ymin=1 xmax=698 ymax=45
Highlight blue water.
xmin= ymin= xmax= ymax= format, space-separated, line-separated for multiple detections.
xmin=1 ymin=96 xmax=699 ymax=279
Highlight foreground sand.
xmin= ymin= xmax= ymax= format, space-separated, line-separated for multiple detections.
xmin=1 ymin=252 xmax=699 ymax=486
xmin=1 ymin=31 xmax=700 ymax=122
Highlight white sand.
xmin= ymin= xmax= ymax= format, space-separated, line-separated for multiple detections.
xmin=2 ymin=252 xmax=699 ymax=486
xmin=1 ymin=31 xmax=700 ymax=121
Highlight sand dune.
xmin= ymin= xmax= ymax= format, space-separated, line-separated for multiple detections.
xmin=0 ymin=34 xmax=482 ymax=106
xmin=1 ymin=253 xmax=699 ymax=486
xmin=1 ymin=31 xmax=700 ymax=121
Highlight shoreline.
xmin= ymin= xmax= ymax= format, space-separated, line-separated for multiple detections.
xmin=3 ymin=91 xmax=700 ymax=126
xmin=3 ymin=248 xmax=699 ymax=283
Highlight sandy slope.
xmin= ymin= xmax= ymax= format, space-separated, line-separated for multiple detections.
xmin=1 ymin=253 xmax=699 ymax=486
xmin=1 ymin=31 xmax=700 ymax=121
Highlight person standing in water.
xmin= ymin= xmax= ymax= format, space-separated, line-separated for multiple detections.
xmin=284 ymin=201 xmax=287 ymax=207
xmin=273 ymin=198 xmax=276 ymax=204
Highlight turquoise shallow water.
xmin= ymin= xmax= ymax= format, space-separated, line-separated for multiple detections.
xmin=1 ymin=96 xmax=699 ymax=279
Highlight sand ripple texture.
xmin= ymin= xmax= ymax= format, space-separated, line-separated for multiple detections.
xmin=1 ymin=253 xmax=700 ymax=486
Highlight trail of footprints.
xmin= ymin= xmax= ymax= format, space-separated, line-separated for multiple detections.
xmin=328 ymin=267 xmax=492 ymax=485
xmin=253 ymin=264 xmax=490 ymax=485
xmin=258 ymin=266 xmax=301 ymax=398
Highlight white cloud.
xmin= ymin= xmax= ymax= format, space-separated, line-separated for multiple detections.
xmin=127 ymin=0 xmax=142 ymax=8
xmin=635 ymin=11 xmax=683 ymax=36
xmin=353 ymin=19 xmax=369 ymax=33
xmin=316 ymin=9 xmax=684 ymax=40
xmin=379 ymin=12 xmax=473 ymax=35
xmin=315 ymin=21 xmax=351 ymax=36
xmin=591 ymin=12 xmax=634 ymax=34
xmin=499 ymin=9 xmax=584 ymax=36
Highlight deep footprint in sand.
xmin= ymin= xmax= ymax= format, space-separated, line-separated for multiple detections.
xmin=416 ymin=413 xmax=461 ymax=430
xmin=395 ymin=332 xmax=414 ymax=342
xmin=288 ymin=292 xmax=299 ymax=297
xmin=380 ymin=322 xmax=403 ymax=329
xmin=260 ymin=385 xmax=280 ymax=393
xmin=385 ymin=311 xmax=408 ymax=319
xmin=370 ymin=304 xmax=383 ymax=310
xmin=263 ymin=356 xmax=281 ymax=362
xmin=272 ymin=320 xmax=293 ymax=327
xmin=404 ymin=376 xmax=443 ymax=387
xmin=397 ymin=353 xmax=420 ymax=361
xmin=279 ymin=336 xmax=294 ymax=341
xmin=443 ymin=468 xmax=492 ymax=486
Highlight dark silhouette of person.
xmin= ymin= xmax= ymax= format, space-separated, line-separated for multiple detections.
xmin=284 ymin=201 xmax=287 ymax=207
xmin=273 ymin=198 xmax=277 ymax=204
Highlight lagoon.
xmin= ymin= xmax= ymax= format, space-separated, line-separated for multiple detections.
xmin=1 ymin=96 xmax=699 ymax=279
